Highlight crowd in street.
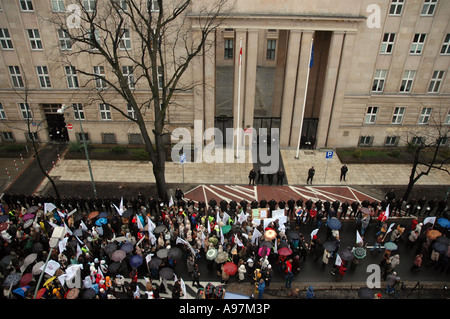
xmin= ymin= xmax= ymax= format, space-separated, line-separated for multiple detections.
xmin=0 ymin=186 xmax=448 ymax=300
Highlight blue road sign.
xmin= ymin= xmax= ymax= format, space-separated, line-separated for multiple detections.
xmin=325 ymin=151 xmax=334 ymax=160
xmin=180 ymin=153 xmax=186 ymax=164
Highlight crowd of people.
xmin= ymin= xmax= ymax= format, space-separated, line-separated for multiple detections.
xmin=0 ymin=186 xmax=448 ymax=300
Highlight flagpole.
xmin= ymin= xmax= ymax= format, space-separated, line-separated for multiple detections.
xmin=295 ymin=37 xmax=314 ymax=160
xmin=236 ymin=37 xmax=243 ymax=159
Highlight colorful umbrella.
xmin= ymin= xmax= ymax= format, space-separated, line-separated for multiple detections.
xmin=19 ymin=273 xmax=33 ymax=286
xmin=22 ymin=213 xmax=35 ymax=221
xmin=384 ymin=242 xmax=398 ymax=251
xmin=206 ymin=248 xmax=218 ymax=261
xmin=65 ymin=288 xmax=80 ymax=299
xmin=13 ymin=286 xmax=30 ymax=298
xmin=88 ymin=211 xmax=99 ymax=219
xmin=427 ymin=230 xmax=442 ymax=241
xmin=264 ymin=229 xmax=277 ymax=240
xmin=222 ymin=225 xmax=232 ymax=234
xmin=35 ymin=287 xmax=47 ymax=299
xmin=95 ymin=218 xmax=107 ymax=226
xmin=0 ymin=222 xmax=9 ymax=232
xmin=223 ymin=262 xmax=238 ymax=275
xmin=437 ymin=218 xmax=449 ymax=229
xmin=258 ymin=246 xmax=270 ymax=257
xmin=353 ymin=247 xmax=367 ymax=259
xmin=278 ymin=247 xmax=293 ymax=256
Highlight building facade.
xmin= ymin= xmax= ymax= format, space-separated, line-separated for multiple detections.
xmin=0 ymin=0 xmax=449 ymax=150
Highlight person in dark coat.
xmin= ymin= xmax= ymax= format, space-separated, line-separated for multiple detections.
xmin=276 ymin=168 xmax=285 ymax=186
xmin=268 ymin=199 xmax=277 ymax=212
xmin=306 ymin=166 xmax=315 ymax=185
xmin=240 ymin=199 xmax=248 ymax=213
xmin=257 ymin=169 xmax=264 ymax=185
xmin=248 ymin=168 xmax=256 ymax=186
xmin=340 ymin=165 xmax=348 ymax=181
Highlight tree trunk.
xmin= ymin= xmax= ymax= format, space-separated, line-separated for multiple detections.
xmin=402 ymin=147 xmax=421 ymax=201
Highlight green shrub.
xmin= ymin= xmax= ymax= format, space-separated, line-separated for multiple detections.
xmin=352 ymin=149 xmax=362 ymax=158
xmin=130 ymin=149 xmax=149 ymax=160
xmin=111 ymin=146 xmax=127 ymax=154
xmin=388 ymin=150 xmax=401 ymax=158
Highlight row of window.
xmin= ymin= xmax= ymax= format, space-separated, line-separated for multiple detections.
xmin=224 ymin=38 xmax=277 ymax=60
xmin=0 ymin=102 xmax=139 ymax=122
xmin=389 ymin=0 xmax=438 ymax=17
xmin=358 ymin=135 xmax=448 ymax=148
xmin=380 ymin=32 xmax=450 ymax=55
xmin=12 ymin=0 xmax=160 ymax=13
xmin=364 ymin=106 xmax=450 ymax=125
xmin=6 ymin=64 xmax=162 ymax=90
xmin=372 ymin=69 xmax=445 ymax=94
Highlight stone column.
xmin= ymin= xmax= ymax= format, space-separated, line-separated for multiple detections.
xmin=233 ymin=29 xmax=247 ymax=146
xmin=243 ymin=29 xmax=259 ymax=133
xmin=290 ymin=30 xmax=314 ymax=148
xmin=204 ymin=31 xmax=216 ymax=139
xmin=280 ymin=30 xmax=302 ymax=147
xmin=315 ymin=31 xmax=345 ymax=148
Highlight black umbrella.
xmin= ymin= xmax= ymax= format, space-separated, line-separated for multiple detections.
xmin=82 ymin=289 xmax=96 ymax=299
xmin=339 ymin=249 xmax=354 ymax=261
xmin=108 ymin=262 xmax=122 ymax=275
xmin=122 ymin=209 xmax=134 ymax=218
xmin=0 ymin=215 xmax=9 ymax=223
xmin=104 ymin=243 xmax=117 ymax=256
xmin=259 ymin=241 xmax=274 ymax=249
xmin=287 ymin=231 xmax=301 ymax=240
xmin=168 ymin=247 xmax=183 ymax=260
xmin=3 ymin=273 xmax=21 ymax=287
xmin=323 ymin=241 xmax=337 ymax=251
xmin=159 ymin=267 xmax=174 ymax=280
xmin=148 ymin=257 xmax=162 ymax=269
xmin=154 ymin=225 xmax=166 ymax=234
xmin=432 ymin=241 xmax=448 ymax=254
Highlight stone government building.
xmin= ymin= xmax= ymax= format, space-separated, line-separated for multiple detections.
xmin=0 ymin=0 xmax=449 ymax=151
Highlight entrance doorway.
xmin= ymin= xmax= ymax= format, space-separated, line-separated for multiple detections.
xmin=42 ymin=104 xmax=69 ymax=143
xmin=214 ymin=115 xmax=234 ymax=146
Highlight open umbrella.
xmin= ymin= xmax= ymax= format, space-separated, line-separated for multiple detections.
xmin=360 ymin=207 xmax=372 ymax=216
xmin=223 ymin=262 xmax=237 ymax=276
xmin=98 ymin=212 xmax=108 ymax=219
xmin=120 ymin=242 xmax=133 ymax=253
xmin=287 ymin=231 xmax=301 ymax=240
xmin=278 ymin=247 xmax=293 ymax=256
xmin=437 ymin=218 xmax=450 ymax=229
xmin=19 ymin=273 xmax=33 ymax=286
xmin=3 ymin=273 xmax=21 ymax=287
xmin=258 ymin=246 xmax=270 ymax=257
xmin=148 ymin=257 xmax=162 ymax=269
xmin=65 ymin=288 xmax=80 ymax=299
xmin=35 ymin=287 xmax=47 ymax=299
xmin=222 ymin=225 xmax=232 ymax=234
xmin=95 ymin=218 xmax=107 ymax=226
xmin=88 ymin=211 xmax=99 ymax=219
xmin=206 ymin=248 xmax=218 ymax=261
xmin=111 ymin=250 xmax=127 ymax=262
xmin=23 ymin=253 xmax=37 ymax=268
xmin=435 ymin=236 xmax=450 ymax=245
xmin=130 ymin=255 xmax=143 ymax=269
xmin=264 ymin=229 xmax=277 ymax=240
xmin=433 ymin=241 xmax=448 ymax=254
xmin=353 ymin=247 xmax=367 ymax=259
xmin=328 ymin=217 xmax=342 ymax=230
xmin=22 ymin=213 xmax=35 ymax=221
xmin=339 ymin=249 xmax=354 ymax=261
xmin=108 ymin=262 xmax=122 ymax=275
xmin=154 ymin=225 xmax=166 ymax=234
xmin=43 ymin=276 xmax=56 ymax=288
xmin=0 ymin=255 xmax=11 ymax=269
xmin=32 ymin=261 xmax=44 ymax=275
xmin=168 ymin=247 xmax=183 ymax=260
xmin=73 ymin=229 xmax=84 ymax=237
xmin=104 ymin=243 xmax=117 ymax=256
xmin=156 ymin=249 xmax=168 ymax=259
xmin=0 ymin=215 xmax=9 ymax=223
xmin=0 ymin=222 xmax=9 ymax=232
xmin=13 ymin=286 xmax=30 ymax=298
xmin=23 ymin=219 xmax=33 ymax=229
xmin=215 ymin=251 xmax=229 ymax=264
xmin=259 ymin=241 xmax=274 ymax=249
xmin=122 ymin=209 xmax=134 ymax=218
xmin=384 ymin=242 xmax=398 ymax=251
xmin=427 ymin=230 xmax=442 ymax=241
xmin=323 ymin=241 xmax=337 ymax=251
xmin=159 ymin=267 xmax=174 ymax=280
xmin=28 ymin=206 xmax=40 ymax=214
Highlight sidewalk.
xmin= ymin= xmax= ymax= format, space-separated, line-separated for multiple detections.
xmin=44 ymin=148 xmax=449 ymax=189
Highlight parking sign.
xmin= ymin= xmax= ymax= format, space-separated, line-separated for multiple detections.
xmin=180 ymin=153 xmax=186 ymax=164
xmin=325 ymin=151 xmax=334 ymax=161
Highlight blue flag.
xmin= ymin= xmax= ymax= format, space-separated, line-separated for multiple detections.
xmin=309 ymin=43 xmax=314 ymax=68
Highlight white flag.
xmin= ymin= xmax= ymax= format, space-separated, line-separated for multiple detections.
xmin=41 ymin=260 xmax=61 ymax=276
xmin=114 ymin=197 xmax=124 ymax=216
xmin=80 ymin=220 xmax=88 ymax=231
xmin=181 ymin=278 xmax=187 ymax=299
xmin=423 ymin=216 xmax=436 ymax=226
xmin=147 ymin=217 xmax=156 ymax=233
xmin=252 ymin=229 xmax=262 ymax=245
xmin=59 ymin=237 xmax=68 ymax=254
xmin=335 ymin=254 xmax=342 ymax=266
xmin=169 ymin=196 xmax=174 ymax=207
xmin=136 ymin=215 xmax=144 ymax=230
xmin=384 ymin=204 xmax=390 ymax=220
xmin=238 ymin=211 xmax=247 ymax=224
xmin=234 ymin=234 xmax=243 ymax=247
xmin=148 ymin=231 xmax=156 ymax=245
xmin=207 ymin=220 xmax=211 ymax=234
xmin=356 ymin=230 xmax=363 ymax=244
xmin=220 ymin=227 xmax=224 ymax=245
xmin=222 ymin=212 xmax=230 ymax=225
xmin=44 ymin=202 xmax=57 ymax=215
xmin=310 ymin=228 xmax=319 ymax=239
xmin=386 ymin=222 xmax=395 ymax=235
xmin=274 ymin=238 xmax=278 ymax=254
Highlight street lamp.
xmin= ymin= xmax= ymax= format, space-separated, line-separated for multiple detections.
xmin=58 ymin=104 xmax=97 ymax=197
xmin=33 ymin=226 xmax=66 ymax=299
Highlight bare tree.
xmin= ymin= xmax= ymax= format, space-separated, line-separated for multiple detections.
xmin=44 ymin=0 xmax=232 ymax=201
xmin=393 ymin=99 xmax=450 ymax=201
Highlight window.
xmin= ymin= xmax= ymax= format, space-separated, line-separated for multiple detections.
xmin=421 ymin=0 xmax=437 ymax=16
xmin=389 ymin=0 xmax=404 ymax=15
xmin=399 ymin=70 xmax=416 ymax=93
xmin=0 ymin=103 xmax=6 ymax=119
xmin=83 ymin=0 xmax=96 ymax=12
xmin=19 ymin=0 xmax=33 ymax=11
xmin=58 ymin=29 xmax=72 ymax=50
xmin=87 ymin=29 xmax=100 ymax=50
xmin=26 ymin=132 xmax=39 ymax=142
xmin=0 ymin=29 xmax=13 ymax=50
xmin=1 ymin=132 xmax=15 ymax=142
xmin=441 ymin=34 xmax=450 ymax=55
xmin=365 ymin=106 xmax=378 ymax=124
xmin=73 ymin=103 xmax=85 ymax=120
xmin=391 ymin=107 xmax=405 ymax=124
xmin=410 ymin=34 xmax=426 ymax=55
xmin=127 ymin=104 xmax=137 ymax=120
xmin=418 ymin=107 xmax=432 ymax=124
xmin=359 ymin=136 xmax=373 ymax=147
xmin=381 ymin=33 xmax=395 ymax=54
xmin=385 ymin=136 xmax=399 ymax=146
xmin=101 ymin=133 xmax=117 ymax=144
xmin=148 ymin=0 xmax=160 ymax=12
xmin=27 ymin=29 xmax=42 ymax=50
xmin=65 ymin=66 xmax=79 ymax=89
xmin=8 ymin=66 xmax=24 ymax=88
xmin=51 ymin=0 xmax=65 ymax=12
xmin=93 ymin=66 xmax=107 ymax=89
xmin=99 ymin=103 xmax=111 ymax=120
xmin=372 ymin=69 xmax=387 ymax=92
xmin=122 ymin=66 xmax=135 ymax=89
xmin=36 ymin=66 xmax=51 ymax=88
xmin=128 ymin=133 xmax=143 ymax=144
xmin=445 ymin=110 xmax=450 ymax=125
xmin=224 ymin=38 xmax=233 ymax=59
xmin=76 ymin=132 xmax=89 ymax=142
xmin=266 ymin=39 xmax=276 ymax=60
xmin=19 ymin=103 xmax=32 ymax=120
xmin=119 ymin=29 xmax=131 ymax=50
xmin=411 ymin=136 xmax=425 ymax=146
xmin=114 ymin=0 xmax=128 ymax=11
xmin=428 ymin=70 xmax=445 ymax=93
